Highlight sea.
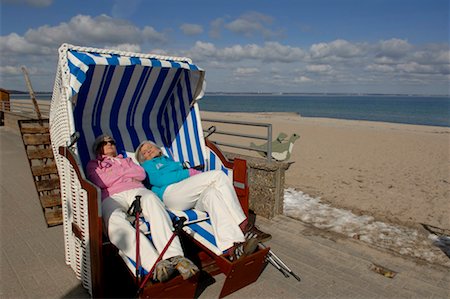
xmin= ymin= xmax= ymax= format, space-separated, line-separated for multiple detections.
xmin=200 ymin=94 xmax=450 ymax=128
xmin=11 ymin=93 xmax=450 ymax=127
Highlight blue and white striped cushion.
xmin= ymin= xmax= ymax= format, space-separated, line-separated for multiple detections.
xmin=123 ymin=208 xmax=221 ymax=276
xmin=134 ymin=209 xmax=222 ymax=256
xmin=131 ymin=208 xmax=222 ymax=254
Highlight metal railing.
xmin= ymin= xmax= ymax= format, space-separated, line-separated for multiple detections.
xmin=202 ymin=117 xmax=273 ymax=162
xmin=0 ymin=100 xmax=50 ymax=118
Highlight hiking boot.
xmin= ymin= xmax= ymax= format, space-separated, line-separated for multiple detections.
xmin=229 ymin=238 xmax=259 ymax=261
xmin=245 ymin=224 xmax=272 ymax=243
xmin=153 ymin=259 xmax=176 ymax=282
xmin=169 ymin=256 xmax=199 ymax=280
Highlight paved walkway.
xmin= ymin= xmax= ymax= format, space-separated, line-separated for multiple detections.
xmin=1 ymin=126 xmax=449 ymax=298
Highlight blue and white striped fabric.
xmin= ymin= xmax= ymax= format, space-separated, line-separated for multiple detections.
xmin=68 ymin=49 xmax=206 ymax=170
xmin=68 ymin=50 xmax=200 ymax=97
xmin=168 ymin=210 xmax=222 ymax=255
xmin=206 ymin=148 xmax=230 ymax=176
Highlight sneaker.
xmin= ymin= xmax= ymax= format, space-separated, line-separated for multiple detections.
xmin=169 ymin=256 xmax=199 ymax=280
xmin=245 ymin=224 xmax=272 ymax=243
xmin=153 ymin=259 xmax=176 ymax=282
xmin=229 ymin=238 xmax=259 ymax=261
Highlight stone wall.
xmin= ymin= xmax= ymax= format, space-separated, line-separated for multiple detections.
xmin=226 ymin=152 xmax=291 ymax=219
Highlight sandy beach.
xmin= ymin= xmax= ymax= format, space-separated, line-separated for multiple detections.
xmin=7 ymin=99 xmax=449 ymax=230
xmin=201 ymin=111 xmax=450 ymax=231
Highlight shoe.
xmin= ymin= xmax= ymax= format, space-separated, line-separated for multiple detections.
xmin=245 ymin=224 xmax=272 ymax=243
xmin=169 ymin=256 xmax=199 ymax=280
xmin=229 ymin=238 xmax=259 ymax=261
xmin=153 ymin=259 xmax=177 ymax=282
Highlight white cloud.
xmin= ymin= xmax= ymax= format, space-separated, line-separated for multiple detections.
xmin=397 ymin=62 xmax=436 ymax=74
xmin=234 ymin=67 xmax=259 ymax=76
xmin=306 ymin=64 xmax=333 ymax=74
xmin=184 ymin=38 xmax=448 ymax=94
xmin=412 ymin=48 xmax=450 ymax=65
xmin=0 ymin=65 xmax=23 ymax=76
xmin=0 ymin=33 xmax=51 ymax=55
xmin=20 ymin=14 xmax=167 ymax=49
xmin=376 ymin=38 xmax=412 ymax=59
xmin=365 ymin=64 xmax=395 ymax=73
xmin=189 ymin=41 xmax=306 ymax=62
xmin=180 ymin=23 xmax=204 ymax=36
xmin=142 ymin=26 xmax=167 ymax=43
xmin=109 ymin=43 xmax=142 ymax=53
xmin=225 ymin=12 xmax=280 ymax=39
xmin=310 ymin=39 xmax=365 ymax=59
xmin=209 ymin=18 xmax=225 ymax=39
xmin=293 ymin=76 xmax=313 ymax=83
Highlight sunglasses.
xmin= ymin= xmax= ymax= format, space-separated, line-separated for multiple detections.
xmin=100 ymin=140 xmax=116 ymax=147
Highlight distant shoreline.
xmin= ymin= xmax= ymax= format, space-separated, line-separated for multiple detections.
xmin=6 ymin=91 xmax=450 ymax=97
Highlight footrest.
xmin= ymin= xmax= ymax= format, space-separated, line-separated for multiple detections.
xmin=139 ymin=274 xmax=198 ymax=298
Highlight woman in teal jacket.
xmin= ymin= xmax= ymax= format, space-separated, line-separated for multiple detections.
xmin=136 ymin=140 xmax=268 ymax=258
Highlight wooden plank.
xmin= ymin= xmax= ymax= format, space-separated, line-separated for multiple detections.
xmin=20 ymin=125 xmax=49 ymax=134
xmin=23 ymin=133 xmax=51 ymax=145
xmin=26 ymin=148 xmax=54 ymax=159
xmin=44 ymin=207 xmax=63 ymax=227
xmin=35 ymin=178 xmax=60 ymax=192
xmin=39 ymin=193 xmax=61 ymax=208
xmin=31 ymin=163 xmax=58 ymax=176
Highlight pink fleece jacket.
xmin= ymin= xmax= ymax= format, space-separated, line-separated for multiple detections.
xmin=86 ymin=154 xmax=146 ymax=200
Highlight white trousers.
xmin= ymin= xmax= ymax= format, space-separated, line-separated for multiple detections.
xmin=102 ymin=188 xmax=183 ymax=272
xmin=163 ymin=170 xmax=246 ymax=251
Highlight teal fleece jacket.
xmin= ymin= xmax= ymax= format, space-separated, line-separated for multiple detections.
xmin=140 ymin=155 xmax=189 ymax=200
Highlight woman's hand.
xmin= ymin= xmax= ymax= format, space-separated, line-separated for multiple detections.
xmin=188 ymin=168 xmax=202 ymax=176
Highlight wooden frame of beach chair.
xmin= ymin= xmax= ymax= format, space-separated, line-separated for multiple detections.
xmin=49 ymin=44 xmax=269 ymax=298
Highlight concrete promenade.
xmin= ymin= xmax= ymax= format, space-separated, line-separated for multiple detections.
xmin=1 ymin=126 xmax=449 ymax=298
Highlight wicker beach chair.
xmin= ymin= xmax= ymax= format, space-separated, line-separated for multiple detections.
xmin=49 ymin=44 xmax=269 ymax=298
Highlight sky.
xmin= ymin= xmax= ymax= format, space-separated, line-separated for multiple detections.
xmin=0 ymin=0 xmax=449 ymax=95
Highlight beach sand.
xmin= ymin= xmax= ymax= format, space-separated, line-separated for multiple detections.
xmin=10 ymin=98 xmax=448 ymax=230
xmin=201 ymin=111 xmax=450 ymax=231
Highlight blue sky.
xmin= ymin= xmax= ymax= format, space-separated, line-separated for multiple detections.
xmin=1 ymin=0 xmax=449 ymax=95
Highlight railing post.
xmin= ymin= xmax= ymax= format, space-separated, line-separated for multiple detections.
xmin=267 ymin=124 xmax=272 ymax=162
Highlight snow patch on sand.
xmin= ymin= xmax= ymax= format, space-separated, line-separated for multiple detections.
xmin=283 ymin=188 xmax=449 ymax=266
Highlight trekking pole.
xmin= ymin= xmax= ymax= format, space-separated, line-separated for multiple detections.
xmin=127 ymin=196 xmax=143 ymax=284
xmin=265 ymin=251 xmax=290 ymax=278
xmin=260 ymin=243 xmax=301 ymax=281
xmin=136 ymin=217 xmax=187 ymax=296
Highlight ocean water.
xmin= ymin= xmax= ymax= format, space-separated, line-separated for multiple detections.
xmin=11 ymin=93 xmax=450 ymax=127
xmin=199 ymin=94 xmax=450 ymax=127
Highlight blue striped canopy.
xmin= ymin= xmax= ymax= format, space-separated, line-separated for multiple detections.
xmin=66 ymin=47 xmax=206 ymax=170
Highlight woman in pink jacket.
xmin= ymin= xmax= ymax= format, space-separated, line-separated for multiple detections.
xmin=86 ymin=134 xmax=198 ymax=282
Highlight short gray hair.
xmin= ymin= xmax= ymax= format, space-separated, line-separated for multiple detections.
xmin=135 ymin=140 xmax=159 ymax=164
